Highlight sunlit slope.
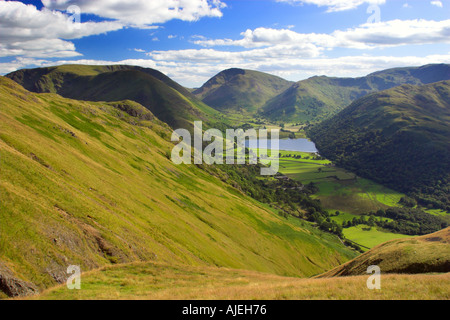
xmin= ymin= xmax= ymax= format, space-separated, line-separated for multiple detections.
xmin=309 ymin=80 xmax=450 ymax=211
xmin=193 ymin=68 xmax=293 ymax=114
xmin=34 ymin=262 xmax=449 ymax=300
xmin=6 ymin=65 xmax=223 ymax=129
xmin=319 ymin=228 xmax=450 ymax=277
xmin=263 ymin=64 xmax=450 ymax=122
xmin=0 ymin=77 xmax=355 ymax=296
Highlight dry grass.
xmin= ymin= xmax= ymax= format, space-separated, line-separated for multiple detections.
xmin=33 ymin=261 xmax=450 ymax=300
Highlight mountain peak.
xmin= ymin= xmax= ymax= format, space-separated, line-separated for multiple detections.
xmin=193 ymin=69 xmax=293 ymax=114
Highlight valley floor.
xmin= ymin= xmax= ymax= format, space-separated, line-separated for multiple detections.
xmin=31 ymin=262 xmax=449 ymax=300
xmin=273 ymin=150 xmax=450 ymax=250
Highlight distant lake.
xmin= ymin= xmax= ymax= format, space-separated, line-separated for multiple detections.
xmin=246 ymin=138 xmax=318 ymax=153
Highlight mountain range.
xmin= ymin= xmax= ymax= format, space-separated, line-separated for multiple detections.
xmin=2 ymin=62 xmax=450 ymax=299
xmin=6 ymin=65 xmax=223 ymax=130
xmin=192 ymin=64 xmax=450 ymax=123
xmin=0 ymin=76 xmax=354 ymax=297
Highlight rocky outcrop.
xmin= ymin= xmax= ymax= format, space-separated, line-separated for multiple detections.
xmin=0 ymin=263 xmax=39 ymax=298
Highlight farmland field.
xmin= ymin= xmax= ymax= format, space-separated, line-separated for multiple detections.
xmin=272 ymin=150 xmax=424 ymax=249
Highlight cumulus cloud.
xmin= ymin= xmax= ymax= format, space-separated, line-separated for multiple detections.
xmin=0 ymin=0 xmax=226 ymax=59
xmin=41 ymin=0 xmax=226 ymax=27
xmin=194 ymin=19 xmax=450 ymax=50
xmin=276 ymin=0 xmax=386 ymax=12
xmin=0 ymin=1 xmax=123 ymax=58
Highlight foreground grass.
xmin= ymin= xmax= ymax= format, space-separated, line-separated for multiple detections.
xmin=33 ymin=262 xmax=449 ymax=300
xmin=0 ymin=76 xmax=355 ymax=295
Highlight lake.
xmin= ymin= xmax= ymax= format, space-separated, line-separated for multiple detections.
xmin=246 ymin=138 xmax=318 ymax=153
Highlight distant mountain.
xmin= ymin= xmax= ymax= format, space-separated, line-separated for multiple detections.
xmin=193 ymin=68 xmax=293 ymax=115
xmin=7 ymin=64 xmax=223 ymax=129
xmin=319 ymin=228 xmax=450 ymax=277
xmin=0 ymin=76 xmax=354 ymax=297
xmin=309 ymin=80 xmax=450 ymax=211
xmin=263 ymin=64 xmax=450 ymax=123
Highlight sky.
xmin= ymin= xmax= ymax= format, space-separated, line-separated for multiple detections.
xmin=0 ymin=0 xmax=449 ymax=87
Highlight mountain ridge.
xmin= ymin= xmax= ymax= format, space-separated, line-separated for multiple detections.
xmin=318 ymin=227 xmax=450 ymax=277
xmin=6 ymin=64 xmax=223 ymax=130
xmin=262 ymin=63 xmax=450 ymax=123
xmin=193 ymin=68 xmax=293 ymax=115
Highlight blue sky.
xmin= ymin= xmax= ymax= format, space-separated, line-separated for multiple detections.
xmin=0 ymin=0 xmax=449 ymax=87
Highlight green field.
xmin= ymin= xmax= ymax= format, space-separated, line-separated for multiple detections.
xmin=342 ymin=225 xmax=413 ymax=250
xmin=276 ymin=151 xmax=404 ymax=213
xmin=272 ymin=150 xmax=426 ymax=249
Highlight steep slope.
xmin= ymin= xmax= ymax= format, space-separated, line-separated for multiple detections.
xmin=319 ymin=228 xmax=450 ymax=277
xmin=6 ymin=65 xmax=223 ymax=129
xmin=263 ymin=64 xmax=450 ymax=123
xmin=309 ymin=80 xmax=450 ymax=211
xmin=0 ymin=77 xmax=355 ymax=297
xmin=193 ymin=68 xmax=293 ymax=114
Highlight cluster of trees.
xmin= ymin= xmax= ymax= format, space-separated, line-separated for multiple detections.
xmin=281 ymin=154 xmax=305 ymax=159
xmin=213 ymin=164 xmax=343 ymax=237
xmin=399 ymin=196 xmax=417 ymax=208
xmin=342 ymin=208 xmax=447 ymax=236
xmin=280 ymin=154 xmax=325 ymax=161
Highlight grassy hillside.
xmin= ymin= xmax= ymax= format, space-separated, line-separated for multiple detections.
xmin=309 ymin=80 xmax=450 ymax=212
xmin=0 ymin=76 xmax=356 ymax=298
xmin=263 ymin=64 xmax=450 ymax=123
xmin=6 ymin=65 xmax=224 ymax=130
xmin=319 ymin=228 xmax=450 ymax=277
xmin=193 ymin=68 xmax=293 ymax=115
xmin=33 ymin=262 xmax=449 ymax=300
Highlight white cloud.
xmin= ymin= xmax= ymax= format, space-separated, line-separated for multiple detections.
xmin=431 ymin=1 xmax=443 ymax=7
xmin=0 ymin=1 xmax=123 ymax=58
xmin=0 ymin=0 xmax=226 ymax=59
xmin=42 ymin=0 xmax=227 ymax=28
xmin=276 ymin=0 xmax=386 ymax=12
xmin=194 ymin=20 xmax=450 ymax=50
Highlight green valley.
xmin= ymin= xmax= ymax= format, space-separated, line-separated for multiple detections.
xmin=0 ymin=76 xmax=355 ymax=297
xmin=309 ymin=80 xmax=450 ymax=212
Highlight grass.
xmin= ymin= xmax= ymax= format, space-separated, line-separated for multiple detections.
xmin=275 ymin=151 xmax=404 ymax=214
xmin=7 ymin=64 xmax=225 ymax=131
xmin=0 ymin=76 xmax=356 ymax=296
xmin=321 ymin=228 xmax=450 ymax=277
xmin=342 ymin=225 xmax=413 ymax=250
xmin=31 ymin=261 xmax=450 ymax=300
xmin=269 ymin=150 xmax=425 ymax=250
